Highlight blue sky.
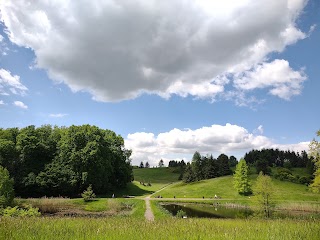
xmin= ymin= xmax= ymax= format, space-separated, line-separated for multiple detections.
xmin=0 ymin=0 xmax=319 ymax=166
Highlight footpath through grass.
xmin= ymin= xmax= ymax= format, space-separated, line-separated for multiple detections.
xmin=0 ymin=217 xmax=319 ymax=240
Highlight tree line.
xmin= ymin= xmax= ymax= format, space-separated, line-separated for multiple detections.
xmin=182 ymin=152 xmax=237 ymax=183
xmin=0 ymin=125 xmax=133 ymax=197
xmin=244 ymin=148 xmax=314 ymax=175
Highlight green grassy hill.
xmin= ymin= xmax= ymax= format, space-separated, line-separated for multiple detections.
xmin=133 ymin=167 xmax=181 ymax=183
xmin=116 ymin=167 xmax=320 ymax=204
xmin=113 ymin=167 xmax=181 ymax=197
xmin=155 ymin=174 xmax=320 ymax=203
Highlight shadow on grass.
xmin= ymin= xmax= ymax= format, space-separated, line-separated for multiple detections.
xmin=99 ymin=182 xmax=154 ymax=198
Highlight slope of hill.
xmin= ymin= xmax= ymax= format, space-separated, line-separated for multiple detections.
xmin=133 ymin=167 xmax=180 ymax=184
xmin=155 ymin=174 xmax=320 ymax=203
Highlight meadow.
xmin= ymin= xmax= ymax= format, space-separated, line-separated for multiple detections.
xmin=1 ymin=167 xmax=320 ymax=239
xmin=0 ymin=217 xmax=319 ymax=240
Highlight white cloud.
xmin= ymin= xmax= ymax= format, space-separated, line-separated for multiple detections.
xmin=13 ymin=100 xmax=28 ymax=109
xmin=49 ymin=113 xmax=68 ymax=118
xmin=233 ymin=59 xmax=307 ymax=100
xmin=0 ymin=69 xmax=28 ymax=96
xmin=125 ymin=123 xmax=309 ymax=166
xmin=0 ymin=0 xmax=309 ymax=102
xmin=0 ymin=100 xmax=4 ymax=105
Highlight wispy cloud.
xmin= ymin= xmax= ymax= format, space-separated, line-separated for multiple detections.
xmin=0 ymin=69 xmax=28 ymax=96
xmin=0 ymin=100 xmax=5 ymax=105
xmin=13 ymin=100 xmax=28 ymax=109
xmin=49 ymin=113 xmax=68 ymax=118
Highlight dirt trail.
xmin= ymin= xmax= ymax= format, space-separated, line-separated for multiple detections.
xmin=144 ymin=196 xmax=154 ymax=221
xmin=144 ymin=183 xmax=173 ymax=221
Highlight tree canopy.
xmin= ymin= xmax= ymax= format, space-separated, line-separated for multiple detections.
xmin=0 ymin=125 xmax=133 ymax=197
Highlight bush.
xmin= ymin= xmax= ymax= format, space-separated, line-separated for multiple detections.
xmin=299 ymin=176 xmax=312 ymax=185
xmin=81 ymin=185 xmax=96 ymax=202
xmin=176 ymin=209 xmax=187 ymax=218
xmin=1 ymin=206 xmax=41 ymax=217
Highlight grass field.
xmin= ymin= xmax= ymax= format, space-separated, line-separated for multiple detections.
xmin=0 ymin=217 xmax=319 ymax=240
xmin=133 ymin=167 xmax=180 ymax=184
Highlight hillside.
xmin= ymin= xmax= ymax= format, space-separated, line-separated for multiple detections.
xmin=113 ymin=167 xmax=181 ymax=197
xmin=124 ymin=167 xmax=320 ymax=204
xmin=154 ymin=174 xmax=320 ymax=203
xmin=133 ymin=167 xmax=181 ymax=184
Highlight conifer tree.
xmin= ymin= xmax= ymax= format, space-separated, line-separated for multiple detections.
xmin=233 ymin=159 xmax=252 ymax=195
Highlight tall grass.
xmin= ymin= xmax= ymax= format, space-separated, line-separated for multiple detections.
xmin=16 ymin=197 xmax=72 ymax=214
xmin=0 ymin=217 xmax=319 ymax=240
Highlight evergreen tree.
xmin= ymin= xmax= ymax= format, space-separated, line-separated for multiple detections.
xmin=217 ymin=153 xmax=232 ymax=176
xmin=233 ymin=159 xmax=252 ymax=195
xmin=139 ymin=161 xmax=144 ymax=168
xmin=192 ymin=151 xmax=203 ymax=180
xmin=183 ymin=163 xmax=196 ymax=183
xmin=145 ymin=161 xmax=150 ymax=168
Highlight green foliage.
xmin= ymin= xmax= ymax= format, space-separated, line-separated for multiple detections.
xmin=81 ymin=185 xmax=96 ymax=202
xmin=175 ymin=209 xmax=187 ymax=218
xmin=183 ymin=163 xmax=196 ymax=183
xmin=233 ymin=159 xmax=252 ymax=195
xmin=1 ymin=206 xmax=41 ymax=217
xmin=309 ymin=130 xmax=320 ymax=193
xmin=0 ymin=125 xmax=133 ymax=197
xmin=182 ymin=152 xmax=232 ymax=183
xmin=274 ymin=168 xmax=312 ymax=185
xmin=253 ymin=172 xmax=274 ymax=218
xmin=0 ymin=166 xmax=14 ymax=207
xmin=255 ymin=158 xmax=271 ymax=175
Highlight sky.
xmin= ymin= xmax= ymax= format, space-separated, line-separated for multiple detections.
xmin=0 ymin=0 xmax=319 ymax=166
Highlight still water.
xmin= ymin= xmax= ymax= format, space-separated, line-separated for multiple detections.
xmin=161 ymin=203 xmax=253 ymax=219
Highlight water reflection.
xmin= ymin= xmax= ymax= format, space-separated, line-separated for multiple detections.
xmin=161 ymin=203 xmax=253 ymax=219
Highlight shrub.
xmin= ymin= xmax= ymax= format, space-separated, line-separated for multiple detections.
xmin=176 ymin=209 xmax=187 ymax=218
xmin=1 ymin=206 xmax=41 ymax=217
xmin=81 ymin=185 xmax=96 ymax=202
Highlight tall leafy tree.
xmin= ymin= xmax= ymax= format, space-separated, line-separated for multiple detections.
xmin=0 ymin=166 xmax=14 ymax=207
xmin=233 ymin=159 xmax=252 ymax=195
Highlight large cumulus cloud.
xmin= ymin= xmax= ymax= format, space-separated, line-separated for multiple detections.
xmin=125 ymin=123 xmax=309 ymax=166
xmin=0 ymin=0 xmax=309 ymax=102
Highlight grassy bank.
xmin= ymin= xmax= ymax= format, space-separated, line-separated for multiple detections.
xmin=0 ymin=217 xmax=319 ymax=240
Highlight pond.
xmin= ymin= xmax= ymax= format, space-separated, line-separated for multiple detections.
xmin=160 ymin=203 xmax=253 ymax=219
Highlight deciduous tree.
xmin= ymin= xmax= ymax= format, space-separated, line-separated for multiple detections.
xmin=309 ymin=130 xmax=320 ymax=193
xmin=254 ymin=172 xmax=274 ymax=218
